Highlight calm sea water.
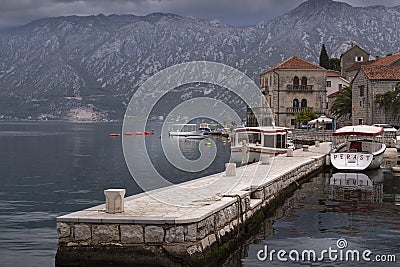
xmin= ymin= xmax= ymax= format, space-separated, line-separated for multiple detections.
xmin=225 ymin=170 xmax=400 ymax=266
xmin=0 ymin=121 xmax=231 ymax=267
xmin=0 ymin=122 xmax=399 ymax=267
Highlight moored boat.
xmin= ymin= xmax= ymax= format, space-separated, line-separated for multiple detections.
xmin=330 ymin=125 xmax=386 ymax=171
xmin=230 ymin=126 xmax=291 ymax=164
xmin=168 ymin=124 xmax=209 ymax=138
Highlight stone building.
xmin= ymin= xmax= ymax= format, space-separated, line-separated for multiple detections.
xmin=259 ymin=56 xmax=327 ymax=128
xmin=340 ymin=44 xmax=370 ymax=79
xmin=352 ymin=65 xmax=400 ymax=126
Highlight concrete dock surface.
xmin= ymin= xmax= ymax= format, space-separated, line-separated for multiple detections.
xmin=58 ymin=142 xmax=331 ymax=225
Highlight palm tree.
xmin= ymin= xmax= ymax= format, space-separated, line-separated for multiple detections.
xmin=330 ymin=86 xmax=352 ymax=119
xmin=375 ymin=82 xmax=400 ymax=120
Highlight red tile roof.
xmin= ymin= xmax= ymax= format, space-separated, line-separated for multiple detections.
xmin=326 ymin=70 xmax=340 ymax=77
xmin=263 ymin=56 xmax=325 ymax=73
xmin=327 ymin=91 xmax=340 ymax=98
xmin=346 ymin=60 xmax=374 ymax=71
xmin=362 ymin=65 xmax=400 ymax=80
xmin=370 ymin=53 xmax=400 ymax=66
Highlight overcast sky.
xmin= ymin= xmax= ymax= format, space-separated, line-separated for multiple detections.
xmin=0 ymin=0 xmax=399 ymax=28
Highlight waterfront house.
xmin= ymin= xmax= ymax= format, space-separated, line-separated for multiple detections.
xmin=259 ymin=56 xmax=327 ymax=128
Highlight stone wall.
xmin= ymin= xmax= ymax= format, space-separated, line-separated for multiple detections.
xmin=351 ymin=69 xmax=370 ymax=125
xmin=352 ymin=69 xmax=400 ymax=125
xmin=369 ymin=81 xmax=400 ymax=126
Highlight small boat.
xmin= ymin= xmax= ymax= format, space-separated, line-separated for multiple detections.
xmin=230 ymin=126 xmax=291 ymax=164
xmin=330 ymin=125 xmax=386 ymax=170
xmin=124 ymin=132 xmax=133 ymax=135
xmin=199 ymin=123 xmax=212 ymax=134
xmin=108 ymin=133 xmax=120 ymax=137
xmin=135 ymin=132 xmax=143 ymax=135
xmin=185 ymin=135 xmax=207 ymax=140
xmin=168 ymin=124 xmax=209 ymax=138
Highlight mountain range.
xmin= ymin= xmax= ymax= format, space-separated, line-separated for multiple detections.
xmin=0 ymin=0 xmax=399 ymax=120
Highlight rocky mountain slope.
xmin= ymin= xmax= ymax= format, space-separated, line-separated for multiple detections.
xmin=0 ymin=0 xmax=399 ymax=120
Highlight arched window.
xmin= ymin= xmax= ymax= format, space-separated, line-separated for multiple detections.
xmin=301 ymin=99 xmax=307 ymax=108
xmin=293 ymin=76 xmax=299 ymax=86
xmin=301 ymin=76 xmax=307 ymax=85
xmin=293 ymin=99 xmax=299 ymax=108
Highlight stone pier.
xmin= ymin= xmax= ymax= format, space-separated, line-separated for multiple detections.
xmin=56 ymin=143 xmax=331 ymax=266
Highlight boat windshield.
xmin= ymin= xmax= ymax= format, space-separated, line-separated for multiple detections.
xmin=237 ymin=132 xmax=261 ymax=144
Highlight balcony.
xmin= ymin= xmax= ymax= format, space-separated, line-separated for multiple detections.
xmin=286 ymin=107 xmax=313 ymax=113
xmin=287 ymin=85 xmax=313 ymax=91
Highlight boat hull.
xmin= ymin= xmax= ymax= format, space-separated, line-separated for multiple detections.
xmin=169 ymin=131 xmax=208 ymax=138
xmin=231 ymin=145 xmax=287 ymax=164
xmin=330 ymin=151 xmax=384 ymax=170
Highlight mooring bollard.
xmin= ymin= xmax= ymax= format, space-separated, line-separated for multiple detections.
xmin=315 ymin=141 xmax=320 ymax=147
xmin=260 ymin=155 xmax=270 ymax=165
xmin=225 ymin=163 xmax=236 ymax=176
xmin=303 ymin=145 xmax=309 ymax=152
xmin=104 ymin=189 xmax=126 ymax=214
xmin=287 ymin=148 xmax=294 ymax=157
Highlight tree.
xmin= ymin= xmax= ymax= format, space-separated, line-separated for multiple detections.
xmin=330 ymin=86 xmax=352 ymax=119
xmin=375 ymin=82 xmax=400 ymax=120
xmin=319 ymin=44 xmax=330 ymax=69
xmin=296 ymin=107 xmax=317 ymax=125
xmin=329 ymin=58 xmax=341 ymax=72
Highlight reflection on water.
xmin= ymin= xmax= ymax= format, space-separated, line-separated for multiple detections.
xmin=227 ymin=169 xmax=400 ymax=267
xmin=329 ymin=172 xmax=383 ymax=203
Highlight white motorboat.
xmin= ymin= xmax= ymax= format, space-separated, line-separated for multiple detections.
xmin=230 ymin=126 xmax=291 ymax=164
xmin=168 ymin=124 xmax=209 ymax=138
xmin=330 ymin=125 xmax=386 ymax=170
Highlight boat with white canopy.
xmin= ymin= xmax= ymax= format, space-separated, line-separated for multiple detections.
xmin=330 ymin=125 xmax=386 ymax=170
xmin=230 ymin=126 xmax=291 ymax=164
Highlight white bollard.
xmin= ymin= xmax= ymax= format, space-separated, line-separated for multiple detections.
xmin=260 ymin=155 xmax=270 ymax=165
xmin=303 ymin=145 xmax=309 ymax=152
xmin=315 ymin=141 xmax=320 ymax=147
xmin=225 ymin=163 xmax=236 ymax=177
xmin=287 ymin=148 xmax=294 ymax=157
xmin=104 ymin=189 xmax=126 ymax=214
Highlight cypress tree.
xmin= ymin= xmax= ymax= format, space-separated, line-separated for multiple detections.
xmin=319 ymin=44 xmax=330 ymax=69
